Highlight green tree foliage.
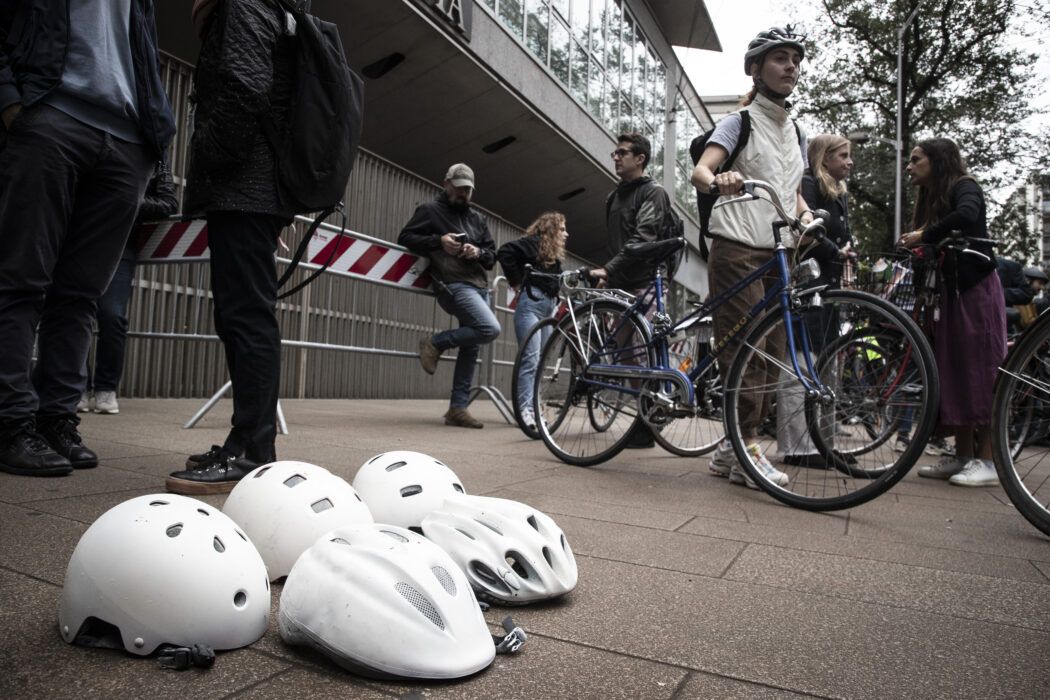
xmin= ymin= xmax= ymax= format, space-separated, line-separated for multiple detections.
xmin=794 ymin=0 xmax=1050 ymax=255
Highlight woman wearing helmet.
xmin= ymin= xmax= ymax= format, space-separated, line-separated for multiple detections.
xmin=690 ymin=25 xmax=811 ymax=488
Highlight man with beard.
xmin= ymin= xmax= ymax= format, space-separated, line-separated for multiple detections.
xmin=399 ymin=163 xmax=500 ymax=429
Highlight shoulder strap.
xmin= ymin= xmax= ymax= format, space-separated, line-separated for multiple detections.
xmin=721 ymin=110 xmax=751 ymax=173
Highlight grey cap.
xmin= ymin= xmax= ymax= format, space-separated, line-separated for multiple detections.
xmin=445 ymin=163 xmax=475 ymax=189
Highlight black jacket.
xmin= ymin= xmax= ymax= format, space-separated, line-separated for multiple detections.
xmin=801 ymin=174 xmax=852 ymax=288
xmin=398 ymin=191 xmax=496 ymax=289
xmin=0 ymin=0 xmax=175 ymax=159
xmin=919 ymin=178 xmax=996 ymax=295
xmin=184 ymin=0 xmax=295 ymax=219
xmin=996 ymin=258 xmax=1035 ymax=306
xmin=604 ymin=176 xmax=672 ymax=290
xmin=497 ymin=235 xmax=561 ymax=298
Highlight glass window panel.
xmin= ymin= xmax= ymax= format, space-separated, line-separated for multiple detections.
xmin=588 ymin=59 xmax=605 ymax=120
xmin=618 ymin=93 xmax=633 ymax=135
xmin=590 ymin=0 xmax=606 ymax=67
xmin=570 ymin=40 xmax=588 ymax=102
xmin=650 ymin=59 xmax=665 ymax=134
xmin=570 ymin=0 xmax=589 ymax=46
xmin=526 ymin=0 xmax=549 ymax=64
xmin=481 ymin=0 xmax=495 ymax=10
xmin=551 ymin=18 xmax=570 ymax=84
xmin=675 ymin=163 xmax=694 ymax=215
xmin=634 ymin=30 xmax=647 ymax=124
xmin=605 ymin=0 xmax=621 ymax=76
xmin=619 ymin=15 xmax=633 ymax=98
xmin=500 ymin=0 xmax=524 ymax=39
xmin=650 ymin=129 xmax=663 ymax=182
xmin=551 ymin=0 xmax=569 ymax=20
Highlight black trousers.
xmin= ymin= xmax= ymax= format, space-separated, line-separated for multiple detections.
xmin=206 ymin=211 xmax=285 ymax=463
xmin=0 ymin=104 xmax=152 ymax=427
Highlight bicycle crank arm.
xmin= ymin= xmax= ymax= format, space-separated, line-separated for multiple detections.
xmin=584 ymin=365 xmax=695 ymax=405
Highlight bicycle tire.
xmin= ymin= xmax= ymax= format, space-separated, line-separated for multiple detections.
xmin=723 ymin=290 xmax=938 ymax=511
xmin=991 ymin=311 xmax=1050 ymax=537
xmin=534 ymin=300 xmax=652 ymax=466
xmin=511 ymin=316 xmax=558 ymax=440
xmin=650 ymin=332 xmax=724 ymax=457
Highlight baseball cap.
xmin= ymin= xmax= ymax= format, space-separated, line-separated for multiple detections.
xmin=445 ymin=163 xmax=475 ymax=189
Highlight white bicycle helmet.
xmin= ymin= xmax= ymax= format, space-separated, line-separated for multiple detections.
xmin=351 ymin=451 xmax=465 ymax=529
xmin=278 ymin=522 xmax=495 ymax=679
xmin=421 ymin=494 xmax=578 ymax=605
xmin=59 ymin=494 xmax=270 ymax=655
xmin=222 ymin=460 xmax=373 ymax=581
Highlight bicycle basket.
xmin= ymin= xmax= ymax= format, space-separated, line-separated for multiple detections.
xmin=852 ymin=252 xmax=920 ymax=311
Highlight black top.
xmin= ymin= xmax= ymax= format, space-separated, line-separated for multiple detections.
xmin=919 ymin=178 xmax=996 ymax=294
xmin=800 ymin=174 xmax=852 ymax=288
xmin=398 ymin=191 xmax=496 ymax=290
xmin=604 ymin=176 xmax=673 ymax=290
xmin=497 ymin=235 xmax=561 ymax=298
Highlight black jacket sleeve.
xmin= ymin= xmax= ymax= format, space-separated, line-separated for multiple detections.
xmin=604 ymin=183 xmax=669 ymax=284
xmin=137 ymin=160 xmax=179 ymax=222
xmin=920 ymin=179 xmax=985 ymax=244
xmin=398 ymin=204 xmax=444 ymax=255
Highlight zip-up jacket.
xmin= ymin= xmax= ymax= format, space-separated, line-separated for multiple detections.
xmin=0 ymin=0 xmax=175 ymax=159
xmin=399 ymin=191 xmax=496 ymax=290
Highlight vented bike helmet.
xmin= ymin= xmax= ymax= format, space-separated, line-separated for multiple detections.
xmin=222 ymin=461 xmax=374 ymax=581
xmin=352 ymin=451 xmax=466 ymax=529
xmin=421 ymin=494 xmax=578 ymax=605
xmin=59 ymin=494 xmax=270 ymax=655
xmin=744 ymin=25 xmax=806 ymax=75
xmin=278 ymin=522 xmax=495 ymax=679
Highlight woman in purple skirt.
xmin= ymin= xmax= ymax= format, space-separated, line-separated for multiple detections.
xmin=898 ymin=138 xmax=1007 ymax=486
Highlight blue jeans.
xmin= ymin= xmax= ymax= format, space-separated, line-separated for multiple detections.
xmin=433 ymin=283 xmax=500 ymax=408
xmin=89 ymin=245 xmax=137 ymax=392
xmin=514 ymin=290 xmax=556 ymax=412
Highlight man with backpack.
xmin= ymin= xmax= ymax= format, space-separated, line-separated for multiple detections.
xmin=591 ymin=132 xmax=678 ymax=448
xmin=165 ymin=0 xmax=299 ymax=494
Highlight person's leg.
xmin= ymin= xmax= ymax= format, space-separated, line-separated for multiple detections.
xmin=435 ymin=284 xmax=499 ymax=426
xmin=92 ymin=245 xmax=138 ymax=397
xmin=207 ymin=211 xmax=285 ymax=463
xmin=513 ymin=292 xmax=553 ymax=412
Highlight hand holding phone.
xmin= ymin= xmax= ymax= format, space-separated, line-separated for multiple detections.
xmin=452 ymin=233 xmax=468 ymax=243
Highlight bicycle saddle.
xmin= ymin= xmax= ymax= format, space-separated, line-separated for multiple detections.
xmin=623 ymin=237 xmax=685 ymax=264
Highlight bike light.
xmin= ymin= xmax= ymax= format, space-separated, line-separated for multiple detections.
xmin=791 ymin=259 xmax=820 ymax=285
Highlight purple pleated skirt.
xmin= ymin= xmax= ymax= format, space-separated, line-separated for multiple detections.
xmin=932 ymin=271 xmax=1007 ymax=426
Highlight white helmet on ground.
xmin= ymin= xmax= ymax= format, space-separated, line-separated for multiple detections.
xmin=421 ymin=494 xmax=578 ymax=605
xmin=59 ymin=494 xmax=270 ymax=655
xmin=222 ymin=460 xmax=373 ymax=581
xmin=278 ymin=522 xmax=495 ymax=679
xmin=352 ymin=451 xmax=465 ymax=529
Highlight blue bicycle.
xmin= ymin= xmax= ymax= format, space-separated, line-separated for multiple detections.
xmin=533 ymin=180 xmax=940 ymax=511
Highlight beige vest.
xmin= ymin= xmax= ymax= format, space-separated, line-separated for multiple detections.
xmin=709 ymin=94 xmax=804 ymax=249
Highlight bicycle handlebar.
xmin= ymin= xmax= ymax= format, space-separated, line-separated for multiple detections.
xmin=709 ymin=180 xmax=828 ymax=243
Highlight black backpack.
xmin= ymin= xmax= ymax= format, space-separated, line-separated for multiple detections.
xmin=689 ymin=110 xmax=800 ymax=260
xmin=267 ymin=0 xmax=364 ymax=215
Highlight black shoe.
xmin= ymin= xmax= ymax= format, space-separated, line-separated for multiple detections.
xmin=782 ymin=453 xmax=832 ymax=469
xmin=166 ymin=457 xmax=259 ymax=495
xmin=0 ymin=421 xmax=73 ymax=477
xmin=38 ymin=417 xmax=98 ymax=469
xmin=185 ymin=444 xmax=231 ymax=469
xmin=625 ymin=430 xmax=656 ymax=449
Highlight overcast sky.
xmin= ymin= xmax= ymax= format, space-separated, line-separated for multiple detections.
xmin=674 ymin=0 xmax=1049 ymax=129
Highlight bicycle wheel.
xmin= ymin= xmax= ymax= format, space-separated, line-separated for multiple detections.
xmin=992 ymin=311 xmax=1050 ymax=537
xmin=511 ymin=316 xmax=558 ymax=440
xmin=723 ymin=290 xmax=938 ymax=510
xmin=650 ymin=330 xmax=724 ymax=457
xmin=534 ymin=300 xmax=652 ymax=466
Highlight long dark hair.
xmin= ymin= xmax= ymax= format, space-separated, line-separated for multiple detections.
xmin=909 ymin=137 xmax=975 ymax=229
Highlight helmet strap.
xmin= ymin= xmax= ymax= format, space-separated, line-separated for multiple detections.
xmin=754 ymin=76 xmax=791 ymax=101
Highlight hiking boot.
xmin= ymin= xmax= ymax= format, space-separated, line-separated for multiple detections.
xmin=165 ymin=456 xmax=259 ymax=495
xmin=185 ymin=444 xmax=231 ymax=469
xmin=38 ymin=417 xmax=98 ymax=469
xmin=93 ymin=390 xmax=119 ymax=414
xmin=77 ymin=392 xmax=93 ymax=413
xmin=708 ymin=439 xmax=736 ymax=477
xmin=444 ymin=407 xmax=483 ymax=429
xmin=0 ymin=421 xmax=73 ymax=477
xmin=729 ymin=443 xmax=789 ymax=490
xmin=949 ymin=459 xmax=999 ymax=487
xmin=917 ymin=455 xmax=965 ymax=480
xmin=419 ymin=337 xmax=440 ymax=375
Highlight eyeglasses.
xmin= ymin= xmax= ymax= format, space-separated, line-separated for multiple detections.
xmin=611 ymin=149 xmax=635 ymax=159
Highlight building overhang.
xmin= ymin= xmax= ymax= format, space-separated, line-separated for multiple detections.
xmin=649 ymin=0 xmax=722 ymax=51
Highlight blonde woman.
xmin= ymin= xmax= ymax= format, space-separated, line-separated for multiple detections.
xmin=497 ymin=212 xmax=568 ymax=430
xmin=801 ymin=134 xmax=853 ymax=291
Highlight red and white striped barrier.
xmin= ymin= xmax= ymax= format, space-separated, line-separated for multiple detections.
xmin=134 ymin=218 xmax=435 ymax=293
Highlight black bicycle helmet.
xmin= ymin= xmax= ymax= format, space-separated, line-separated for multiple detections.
xmin=744 ymin=25 xmax=806 ymax=76
xmin=1024 ymin=266 xmax=1049 ymax=283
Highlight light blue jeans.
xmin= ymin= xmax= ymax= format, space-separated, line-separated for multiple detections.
xmin=513 ymin=290 xmax=556 ymax=413
xmin=433 ymin=283 xmax=501 ymax=408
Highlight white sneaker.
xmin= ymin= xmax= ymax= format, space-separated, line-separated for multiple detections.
xmin=892 ymin=435 xmax=909 ymax=453
xmin=709 ymin=439 xmax=736 ymax=477
xmin=94 ymin=390 xmax=119 ymax=415
xmin=520 ymin=407 xmax=536 ymax=431
xmin=729 ymin=443 xmax=789 ymax=490
xmin=917 ymin=455 xmax=965 ymax=480
xmin=949 ymin=459 xmax=999 ymax=487
xmin=76 ymin=392 xmax=92 ymax=413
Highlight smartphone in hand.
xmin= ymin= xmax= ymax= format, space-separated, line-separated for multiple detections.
xmin=452 ymin=233 xmax=468 ymax=243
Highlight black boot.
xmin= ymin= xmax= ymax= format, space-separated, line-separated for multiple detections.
xmin=0 ymin=419 xmax=73 ymax=477
xmin=38 ymin=416 xmax=99 ymax=469
xmin=165 ymin=457 xmax=259 ymax=495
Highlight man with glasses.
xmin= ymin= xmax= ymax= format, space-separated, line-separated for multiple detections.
xmin=591 ymin=133 xmax=675 ymax=448
xmin=399 ymin=163 xmax=500 ymax=429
